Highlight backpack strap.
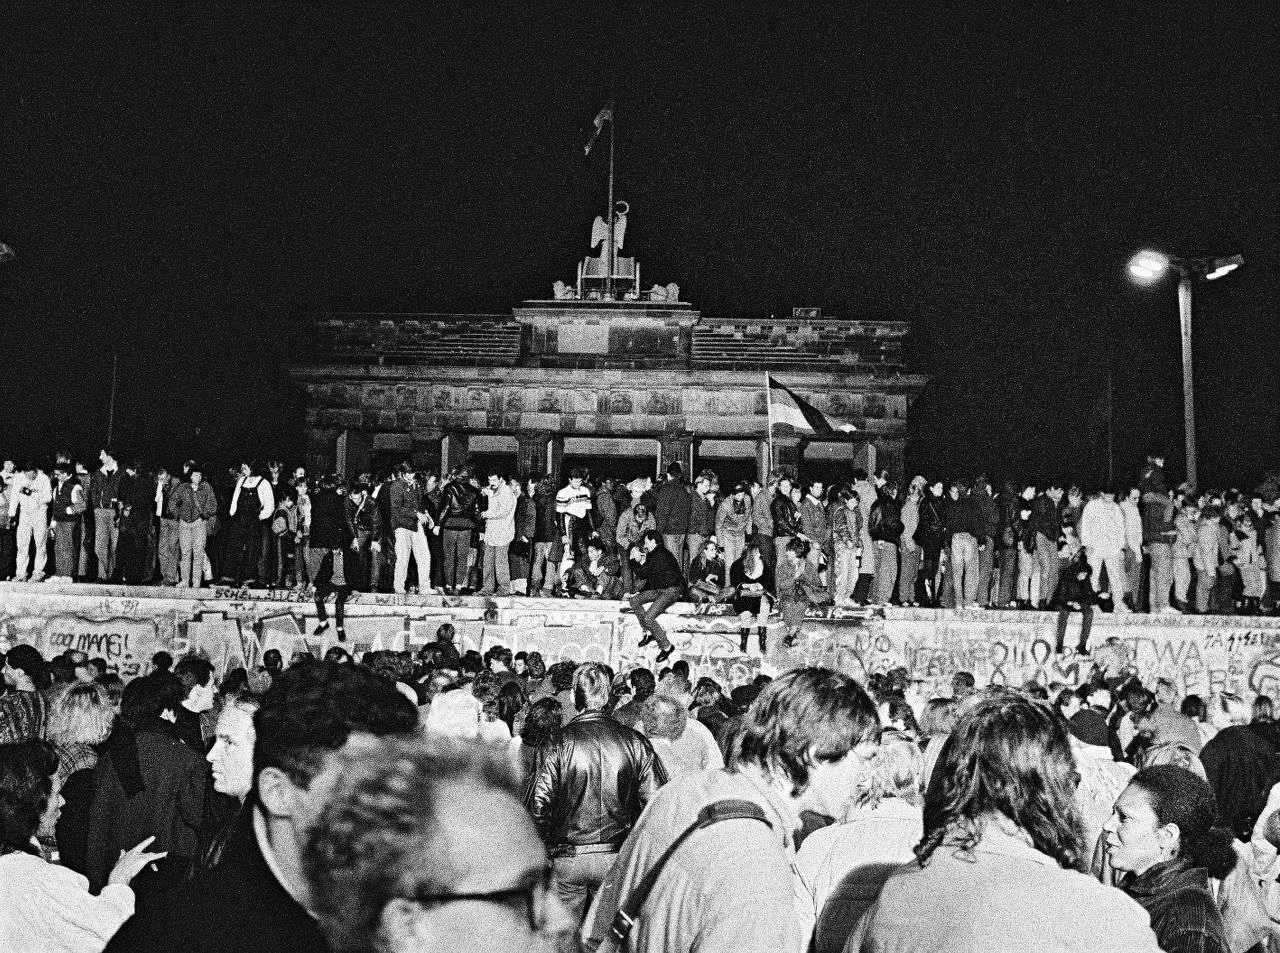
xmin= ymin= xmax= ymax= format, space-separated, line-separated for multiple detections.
xmin=606 ymin=799 xmax=771 ymax=949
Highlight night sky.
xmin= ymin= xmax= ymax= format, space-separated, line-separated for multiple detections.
xmin=2 ymin=3 xmax=1276 ymax=489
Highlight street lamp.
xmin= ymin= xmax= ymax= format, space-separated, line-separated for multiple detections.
xmin=1127 ymin=249 xmax=1243 ymax=491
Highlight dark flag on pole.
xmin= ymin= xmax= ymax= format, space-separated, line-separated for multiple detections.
xmin=766 ymin=375 xmax=858 ymax=436
xmin=584 ymin=100 xmax=614 ymax=156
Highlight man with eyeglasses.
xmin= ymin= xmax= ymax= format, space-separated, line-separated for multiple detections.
xmin=304 ymin=735 xmax=577 ymax=953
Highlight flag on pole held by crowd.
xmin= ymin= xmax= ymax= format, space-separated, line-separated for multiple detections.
xmin=766 ymin=375 xmax=858 ymax=436
xmin=584 ymin=100 xmax=614 ymax=156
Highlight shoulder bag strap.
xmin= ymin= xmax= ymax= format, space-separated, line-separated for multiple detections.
xmin=603 ymin=799 xmax=771 ymax=950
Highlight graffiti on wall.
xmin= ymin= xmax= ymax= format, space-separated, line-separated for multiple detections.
xmin=6 ymin=584 xmax=1280 ymax=700
xmin=41 ymin=614 xmax=162 ymax=680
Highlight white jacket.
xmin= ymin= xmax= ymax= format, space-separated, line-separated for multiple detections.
xmin=7 ymin=471 xmax=52 ymax=521
xmin=0 ymin=851 xmax=134 ymax=953
xmin=1078 ymin=497 xmax=1126 ymax=555
xmin=1120 ymin=499 xmax=1144 ymax=553
xmin=482 ymin=481 xmax=517 ymax=546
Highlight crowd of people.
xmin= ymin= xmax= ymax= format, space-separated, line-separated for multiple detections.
xmin=2 ymin=625 xmax=1280 ymax=951
xmin=3 ymin=448 xmax=1280 ymax=647
xmin=5 ymin=449 xmax=1280 ymax=611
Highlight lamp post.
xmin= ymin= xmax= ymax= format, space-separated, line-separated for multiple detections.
xmin=1127 ymin=249 xmax=1243 ymax=491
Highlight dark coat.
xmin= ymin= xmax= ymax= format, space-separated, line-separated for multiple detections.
xmin=440 ymin=480 xmax=480 ymax=531
xmin=1201 ymin=725 xmax=1280 ymax=840
xmin=104 ymin=801 xmax=329 ymax=953
xmin=913 ymin=492 xmax=945 ymax=552
xmin=688 ymin=492 xmax=716 ymax=537
xmin=309 ymin=487 xmax=352 ymax=550
xmin=653 ymin=479 xmax=692 ymax=534
xmin=85 ymin=719 xmax=207 ymax=894
xmin=634 ymin=545 xmax=684 ymax=592
xmin=771 ymin=494 xmax=801 ymax=538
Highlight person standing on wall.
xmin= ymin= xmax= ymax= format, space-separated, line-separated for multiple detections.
xmin=478 ymin=467 xmax=516 ymax=596
xmin=387 ymin=464 xmax=432 ymax=596
xmin=654 ymin=463 xmax=692 ymax=575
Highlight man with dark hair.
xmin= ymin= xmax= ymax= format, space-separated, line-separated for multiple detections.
xmin=611 ymin=668 xmax=656 ymax=731
xmin=49 ymin=459 xmax=86 ymax=580
xmin=304 ymin=735 xmax=576 ymax=953
xmin=439 ymin=468 xmax=480 ymax=594
xmin=173 ymin=655 xmax=216 ymax=751
xmin=555 ymin=467 xmax=594 ymax=563
xmin=387 ymin=464 xmax=431 ymax=596
xmin=105 ymin=662 xmax=418 ymax=953
xmin=529 ymin=662 xmax=666 ymax=926
xmin=116 ymin=459 xmax=153 ymax=584
xmin=584 ymin=667 xmax=880 ymax=953
xmin=88 ymin=449 xmax=122 ymax=581
xmin=478 ymin=467 xmax=516 ymax=596
xmin=654 ymin=462 xmax=692 ymax=573
xmin=625 ymin=531 xmax=683 ymax=663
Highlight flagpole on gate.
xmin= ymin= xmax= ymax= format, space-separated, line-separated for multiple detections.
xmin=606 ymin=112 xmax=616 ymax=301
xmin=764 ymin=372 xmax=774 ymax=474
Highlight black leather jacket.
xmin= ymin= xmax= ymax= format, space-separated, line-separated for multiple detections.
xmin=771 ymin=494 xmax=801 ymax=538
xmin=527 ymin=709 xmax=667 ymax=854
xmin=439 ymin=480 xmax=479 ymax=531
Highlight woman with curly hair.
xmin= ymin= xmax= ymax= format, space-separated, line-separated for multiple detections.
xmin=1104 ymin=766 xmax=1233 ymax=953
xmin=848 ymin=692 xmax=1161 ymax=953
xmin=0 ymin=741 xmax=165 ymax=951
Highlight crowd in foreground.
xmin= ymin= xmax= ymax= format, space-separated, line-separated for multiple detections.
xmin=2 ymin=628 xmax=1280 ymax=952
xmin=4 ymin=450 xmax=1280 ymax=628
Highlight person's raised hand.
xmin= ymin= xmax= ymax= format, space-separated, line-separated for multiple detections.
xmin=108 ymin=836 xmax=168 ymax=886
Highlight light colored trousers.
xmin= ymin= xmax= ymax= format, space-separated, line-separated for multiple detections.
xmin=898 ymin=544 xmax=922 ymax=604
xmin=394 ymin=527 xmax=431 ymax=593
xmin=1173 ymin=556 xmax=1192 ymax=604
xmin=869 ymin=540 xmax=900 ymax=604
xmin=15 ymin=513 xmax=48 ymax=580
xmin=1087 ymin=547 xmax=1126 ymax=604
xmin=481 ymin=543 xmax=511 ymax=594
xmin=94 ymin=508 xmax=118 ymax=580
xmin=832 ymin=543 xmax=860 ymax=603
xmin=158 ymin=518 xmax=181 ymax=584
xmin=177 ymin=519 xmax=208 ymax=587
xmin=950 ymin=533 xmax=980 ymax=607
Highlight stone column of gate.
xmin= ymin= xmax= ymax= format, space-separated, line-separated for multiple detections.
xmin=547 ymin=435 xmax=565 ymax=482
xmin=771 ymin=435 xmax=802 ymax=479
xmin=754 ymin=438 xmax=772 ymax=484
xmin=515 ymin=430 xmax=552 ymax=478
xmin=410 ymin=430 xmax=444 ymax=474
xmin=875 ymin=439 xmax=905 ymax=482
xmin=659 ymin=432 xmax=694 ymax=476
xmin=443 ymin=433 xmax=470 ymax=474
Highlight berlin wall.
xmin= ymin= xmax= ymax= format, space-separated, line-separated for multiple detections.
xmin=3 ymin=582 xmax=1279 ymax=701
